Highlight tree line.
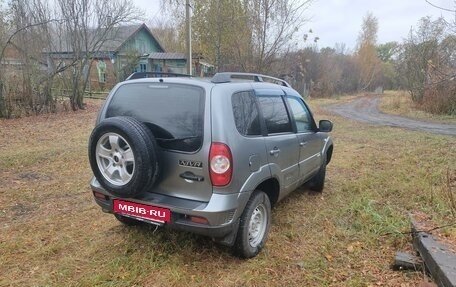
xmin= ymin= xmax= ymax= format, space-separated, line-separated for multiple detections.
xmin=157 ymin=2 xmax=456 ymax=115
xmin=1 ymin=0 xmax=455 ymax=118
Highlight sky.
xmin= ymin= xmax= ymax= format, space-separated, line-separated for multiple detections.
xmin=134 ymin=0 xmax=455 ymax=51
xmin=305 ymin=0 xmax=455 ymax=50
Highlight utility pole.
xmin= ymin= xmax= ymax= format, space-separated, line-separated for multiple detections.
xmin=186 ymin=0 xmax=192 ymax=75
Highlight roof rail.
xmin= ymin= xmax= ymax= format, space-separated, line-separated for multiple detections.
xmin=211 ymin=72 xmax=291 ymax=88
xmin=126 ymin=72 xmax=192 ymax=80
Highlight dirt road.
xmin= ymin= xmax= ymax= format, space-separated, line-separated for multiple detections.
xmin=324 ymin=95 xmax=456 ymax=136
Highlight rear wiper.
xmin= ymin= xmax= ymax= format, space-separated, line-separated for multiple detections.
xmin=156 ymin=136 xmax=199 ymax=142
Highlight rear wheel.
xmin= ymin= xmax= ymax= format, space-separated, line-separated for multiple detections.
xmin=233 ymin=190 xmax=271 ymax=258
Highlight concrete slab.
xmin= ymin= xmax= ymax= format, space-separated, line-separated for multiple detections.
xmin=412 ymin=220 xmax=456 ymax=287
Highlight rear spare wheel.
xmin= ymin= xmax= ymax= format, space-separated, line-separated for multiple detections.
xmin=88 ymin=116 xmax=160 ymax=198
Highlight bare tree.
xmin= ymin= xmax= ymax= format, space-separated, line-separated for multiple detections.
xmin=247 ymin=0 xmax=311 ymax=73
xmin=398 ymin=15 xmax=456 ymax=114
xmin=0 ymin=3 xmax=8 ymax=117
xmin=399 ymin=17 xmax=447 ymax=102
xmin=54 ymin=0 xmax=141 ymax=110
xmin=0 ymin=0 xmax=141 ymax=117
xmin=0 ymin=0 xmax=61 ymax=117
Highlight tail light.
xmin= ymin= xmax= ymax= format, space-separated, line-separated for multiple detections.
xmin=209 ymin=142 xmax=232 ymax=186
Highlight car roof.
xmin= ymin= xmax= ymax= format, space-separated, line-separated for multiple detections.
xmin=123 ymin=72 xmax=292 ymax=89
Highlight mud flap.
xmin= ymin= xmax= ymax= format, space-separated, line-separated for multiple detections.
xmin=214 ymin=218 xmax=240 ymax=246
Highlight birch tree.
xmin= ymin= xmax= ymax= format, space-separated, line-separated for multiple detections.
xmin=356 ymin=12 xmax=382 ymax=91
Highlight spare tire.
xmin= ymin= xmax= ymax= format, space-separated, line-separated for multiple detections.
xmin=88 ymin=116 xmax=160 ymax=198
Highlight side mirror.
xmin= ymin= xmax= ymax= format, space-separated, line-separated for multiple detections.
xmin=319 ymin=120 xmax=333 ymax=132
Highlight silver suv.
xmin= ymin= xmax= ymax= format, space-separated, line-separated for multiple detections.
xmin=89 ymin=72 xmax=333 ymax=258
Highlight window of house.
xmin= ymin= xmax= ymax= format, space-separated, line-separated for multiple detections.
xmin=140 ymin=63 xmax=147 ymax=72
xmin=154 ymin=63 xmax=162 ymax=72
xmin=97 ymin=60 xmax=107 ymax=83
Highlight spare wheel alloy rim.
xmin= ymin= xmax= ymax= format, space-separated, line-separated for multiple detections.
xmin=95 ymin=132 xmax=135 ymax=186
xmin=248 ymin=203 xmax=267 ymax=248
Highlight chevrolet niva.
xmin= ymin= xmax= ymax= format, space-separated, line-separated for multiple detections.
xmin=88 ymin=72 xmax=333 ymax=258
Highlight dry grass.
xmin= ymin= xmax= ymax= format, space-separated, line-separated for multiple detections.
xmin=379 ymin=91 xmax=456 ymax=125
xmin=1 ymin=97 xmax=455 ymax=286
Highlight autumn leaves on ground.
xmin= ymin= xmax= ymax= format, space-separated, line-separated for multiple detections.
xmin=1 ymin=94 xmax=455 ymax=287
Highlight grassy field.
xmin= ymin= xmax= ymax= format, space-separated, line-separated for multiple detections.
xmin=0 ymin=96 xmax=454 ymax=286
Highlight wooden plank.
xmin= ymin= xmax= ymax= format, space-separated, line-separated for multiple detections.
xmin=412 ymin=219 xmax=456 ymax=287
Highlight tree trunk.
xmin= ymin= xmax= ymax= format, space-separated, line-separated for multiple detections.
xmin=43 ymin=78 xmax=55 ymax=113
xmin=0 ymin=81 xmax=5 ymax=118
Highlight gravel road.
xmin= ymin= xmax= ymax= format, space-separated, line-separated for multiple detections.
xmin=324 ymin=95 xmax=456 ymax=136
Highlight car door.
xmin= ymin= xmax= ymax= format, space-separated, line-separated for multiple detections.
xmin=255 ymin=89 xmax=300 ymax=196
xmin=285 ymin=93 xmax=323 ymax=181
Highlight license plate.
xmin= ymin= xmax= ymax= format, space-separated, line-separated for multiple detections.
xmin=113 ymin=199 xmax=171 ymax=223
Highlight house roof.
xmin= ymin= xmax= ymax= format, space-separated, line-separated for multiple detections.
xmin=3 ymin=41 xmax=48 ymax=67
xmin=113 ymin=23 xmax=165 ymax=52
xmin=47 ymin=23 xmax=165 ymax=54
xmin=99 ymin=24 xmax=145 ymax=52
xmin=148 ymin=52 xmax=186 ymax=60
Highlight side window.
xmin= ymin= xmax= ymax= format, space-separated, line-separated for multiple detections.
xmin=257 ymin=94 xmax=292 ymax=134
xmin=287 ymin=95 xmax=313 ymax=133
xmin=232 ymin=91 xmax=261 ymax=136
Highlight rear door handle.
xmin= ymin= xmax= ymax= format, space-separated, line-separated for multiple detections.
xmin=179 ymin=171 xmax=204 ymax=182
xmin=299 ymin=142 xmax=307 ymax=147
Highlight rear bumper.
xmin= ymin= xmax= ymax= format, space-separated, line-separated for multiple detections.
xmin=90 ymin=178 xmax=249 ymax=238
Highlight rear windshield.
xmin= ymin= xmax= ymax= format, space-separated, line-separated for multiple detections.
xmin=106 ymin=82 xmax=204 ymax=152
